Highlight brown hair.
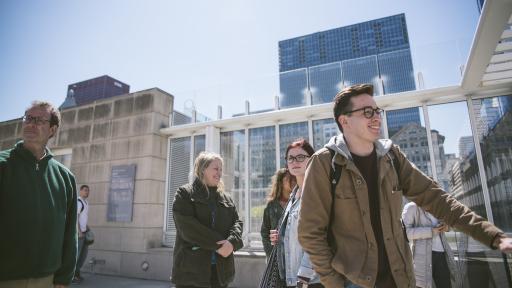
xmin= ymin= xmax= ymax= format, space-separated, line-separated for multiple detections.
xmin=26 ymin=101 xmax=61 ymax=128
xmin=267 ymin=168 xmax=296 ymax=203
xmin=333 ymin=84 xmax=374 ymax=132
xmin=285 ymin=138 xmax=315 ymax=165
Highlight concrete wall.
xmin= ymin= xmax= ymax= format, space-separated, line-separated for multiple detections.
xmin=0 ymin=118 xmax=23 ymax=149
xmin=62 ymin=89 xmax=173 ymax=279
xmin=85 ymin=249 xmax=266 ymax=287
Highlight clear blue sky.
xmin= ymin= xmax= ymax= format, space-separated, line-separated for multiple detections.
xmin=0 ymin=0 xmax=479 ymax=153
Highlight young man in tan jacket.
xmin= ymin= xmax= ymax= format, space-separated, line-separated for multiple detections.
xmin=298 ymin=84 xmax=512 ymax=288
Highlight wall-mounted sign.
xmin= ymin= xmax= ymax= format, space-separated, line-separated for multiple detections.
xmin=107 ymin=164 xmax=136 ymax=222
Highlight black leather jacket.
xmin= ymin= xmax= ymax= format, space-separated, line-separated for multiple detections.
xmin=260 ymin=199 xmax=285 ymax=257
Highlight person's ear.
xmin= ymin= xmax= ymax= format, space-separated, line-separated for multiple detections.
xmin=338 ymin=115 xmax=348 ymax=126
xmin=49 ymin=125 xmax=58 ymax=139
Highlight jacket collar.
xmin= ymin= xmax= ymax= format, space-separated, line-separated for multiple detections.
xmin=14 ymin=141 xmax=53 ymax=162
xmin=324 ymin=133 xmax=393 ymax=169
xmin=190 ymin=178 xmax=228 ymax=204
xmin=190 ymin=178 xmax=210 ymax=201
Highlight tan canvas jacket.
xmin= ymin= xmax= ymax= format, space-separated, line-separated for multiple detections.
xmin=298 ymin=134 xmax=503 ymax=288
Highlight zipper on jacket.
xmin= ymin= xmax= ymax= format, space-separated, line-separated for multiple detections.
xmin=36 ymin=162 xmax=39 ymax=171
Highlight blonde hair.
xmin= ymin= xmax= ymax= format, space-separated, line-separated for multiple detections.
xmin=193 ymin=151 xmax=224 ymax=192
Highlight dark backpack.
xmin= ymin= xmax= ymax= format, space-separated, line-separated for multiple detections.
xmin=326 ymin=146 xmax=402 ymax=252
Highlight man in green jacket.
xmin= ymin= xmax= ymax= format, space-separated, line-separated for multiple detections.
xmin=0 ymin=101 xmax=78 ymax=288
xmin=298 ymin=84 xmax=512 ymax=288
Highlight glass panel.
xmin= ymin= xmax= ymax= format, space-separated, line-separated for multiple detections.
xmin=312 ymin=118 xmax=337 ymax=151
xmin=193 ymin=135 xmax=205 ymax=159
xmin=427 ymin=99 xmax=512 ymax=287
xmin=387 ymin=107 xmax=431 ymax=176
xmin=220 ymin=130 xmax=246 ymax=245
xmin=473 ymin=96 xmax=512 ymax=232
xmin=172 ymin=111 xmax=192 ymax=126
xmin=249 ymin=126 xmax=276 ymax=247
xmin=279 ymin=69 xmax=308 ymax=109
xmin=279 ymin=122 xmax=309 ymax=167
xmin=342 ymin=55 xmax=380 ymax=95
xmin=309 ymin=62 xmax=342 ymax=105
xmin=164 ymin=137 xmax=191 ymax=247
xmin=378 ymin=49 xmax=416 ymax=94
xmin=427 ymin=101 xmax=480 ymax=287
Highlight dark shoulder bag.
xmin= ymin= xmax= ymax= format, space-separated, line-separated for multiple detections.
xmin=259 ymin=191 xmax=296 ymax=288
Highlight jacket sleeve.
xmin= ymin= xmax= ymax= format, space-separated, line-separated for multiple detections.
xmin=53 ymin=173 xmax=78 ymax=285
xmin=395 ymin=145 xmax=504 ymax=247
xmin=402 ymin=202 xmax=434 ymax=240
xmin=226 ymin=197 xmax=244 ymax=251
xmin=260 ymin=204 xmax=272 ymax=257
xmin=173 ymin=187 xmax=224 ymax=251
xmin=297 ymin=251 xmax=318 ymax=281
xmin=298 ymin=152 xmax=345 ymax=288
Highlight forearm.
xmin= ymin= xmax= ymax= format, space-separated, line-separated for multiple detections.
xmin=398 ymin=148 xmax=503 ymax=247
xmin=227 ymin=218 xmax=244 ymax=251
xmin=173 ymin=213 xmax=223 ymax=250
xmin=261 ymin=215 xmax=272 ymax=255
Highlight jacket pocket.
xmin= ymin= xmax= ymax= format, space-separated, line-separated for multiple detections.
xmin=178 ymin=247 xmax=210 ymax=273
xmin=334 ymin=184 xmax=357 ymax=199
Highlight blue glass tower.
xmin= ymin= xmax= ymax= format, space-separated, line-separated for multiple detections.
xmin=278 ymin=14 xmax=420 ymax=133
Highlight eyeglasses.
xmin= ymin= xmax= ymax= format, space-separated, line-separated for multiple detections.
xmin=22 ymin=115 xmax=51 ymax=126
xmin=343 ymin=106 xmax=384 ymax=119
xmin=286 ymin=154 xmax=309 ymax=163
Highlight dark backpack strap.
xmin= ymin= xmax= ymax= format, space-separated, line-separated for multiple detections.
xmin=390 ymin=146 xmax=401 ymax=177
xmin=388 ymin=146 xmax=402 ymax=190
xmin=327 ymin=148 xmax=342 ymax=251
xmin=78 ymin=198 xmax=85 ymax=213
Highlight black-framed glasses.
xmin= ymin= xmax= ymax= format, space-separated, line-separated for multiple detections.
xmin=22 ymin=115 xmax=50 ymax=126
xmin=343 ymin=106 xmax=384 ymax=119
xmin=286 ymin=154 xmax=309 ymax=163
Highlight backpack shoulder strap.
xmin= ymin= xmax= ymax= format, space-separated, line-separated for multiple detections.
xmin=328 ymin=148 xmax=343 ymax=199
xmin=78 ymin=198 xmax=85 ymax=213
xmin=327 ymin=148 xmax=342 ymax=250
xmin=388 ymin=145 xmax=402 ymax=188
xmin=389 ymin=145 xmax=401 ymax=175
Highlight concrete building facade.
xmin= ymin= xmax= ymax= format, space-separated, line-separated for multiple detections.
xmin=0 ymin=88 xmax=175 ymax=281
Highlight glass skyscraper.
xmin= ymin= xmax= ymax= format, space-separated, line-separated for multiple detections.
xmin=278 ymin=14 xmax=420 ymax=132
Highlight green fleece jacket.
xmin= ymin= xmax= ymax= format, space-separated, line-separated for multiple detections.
xmin=0 ymin=142 xmax=78 ymax=285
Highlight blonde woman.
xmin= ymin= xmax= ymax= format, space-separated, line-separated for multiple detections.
xmin=171 ymin=152 xmax=243 ymax=288
xmin=261 ymin=168 xmax=296 ymax=258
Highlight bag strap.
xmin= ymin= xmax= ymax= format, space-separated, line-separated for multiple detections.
xmin=389 ymin=146 xmax=401 ymax=187
xmin=78 ymin=198 xmax=85 ymax=213
xmin=327 ymin=148 xmax=342 ymax=251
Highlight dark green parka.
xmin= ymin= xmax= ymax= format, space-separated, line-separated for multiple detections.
xmin=0 ymin=142 xmax=77 ymax=285
xmin=171 ymin=178 xmax=244 ymax=287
